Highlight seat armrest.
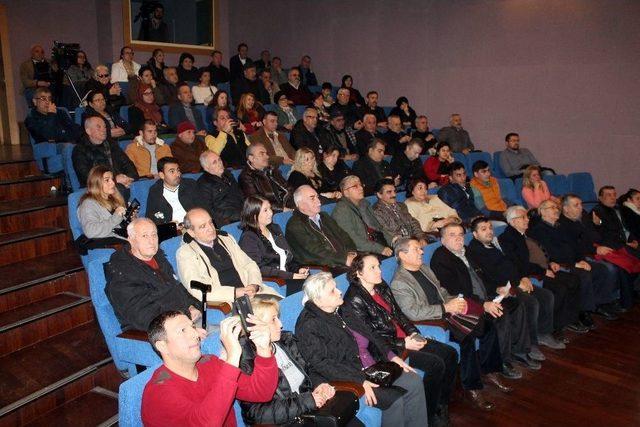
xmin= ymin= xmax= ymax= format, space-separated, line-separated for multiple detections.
xmin=263 ymin=276 xmax=287 ymax=286
xmin=117 ymin=329 xmax=148 ymax=341
xmin=207 ymin=301 xmax=232 ymax=314
xmin=330 ymin=381 xmax=365 ymax=397
xmin=304 ymin=264 xmax=332 ymax=272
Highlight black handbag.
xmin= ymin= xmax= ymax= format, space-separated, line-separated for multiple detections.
xmin=362 ymin=361 xmax=402 ymax=387
xmin=300 ymin=390 xmax=359 ymax=427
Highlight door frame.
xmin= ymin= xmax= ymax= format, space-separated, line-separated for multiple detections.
xmin=0 ymin=4 xmax=20 ymax=145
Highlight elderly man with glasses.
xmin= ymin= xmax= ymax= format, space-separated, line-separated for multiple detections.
xmin=25 ymin=87 xmax=81 ymax=143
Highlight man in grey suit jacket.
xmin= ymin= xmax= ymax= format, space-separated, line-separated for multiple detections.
xmin=390 ymin=237 xmax=508 ymax=411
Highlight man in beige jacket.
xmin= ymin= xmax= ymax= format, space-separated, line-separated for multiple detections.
xmin=176 ymin=208 xmax=280 ymax=304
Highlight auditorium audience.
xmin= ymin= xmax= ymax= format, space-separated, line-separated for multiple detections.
xmin=20 ymin=44 xmax=56 ymax=102
xmin=390 ymin=237 xmax=505 ymax=411
xmin=431 ymin=223 xmax=533 ymax=377
xmin=404 ymin=178 xmax=460 ymax=233
xmin=81 ymin=91 xmax=130 ymax=139
xmin=204 ymin=50 xmax=230 ymax=85
xmin=438 ymin=162 xmax=483 ymax=223
xmin=467 ymin=217 xmax=563 ymax=356
xmin=77 ymin=165 xmax=127 ymax=244
xmin=270 ymin=56 xmax=288 ymax=86
xmin=258 ymin=68 xmax=279 ymax=104
xmin=170 ymin=121 xmax=207 ymax=173
xmin=145 ymin=48 xmax=165 ymax=82
xmin=230 ymin=42 xmax=252 ymax=81
xmin=191 ymin=69 xmax=218 ymax=105
xmin=111 ymin=46 xmax=140 ymax=83
xmin=238 ymin=296 xmax=336 ymax=425
xmin=352 ymin=139 xmax=398 ymax=196
xmin=390 ymin=138 xmax=424 ymax=190
xmin=253 ymin=49 xmax=271 ymax=73
xmin=290 ymin=108 xmax=326 ymax=154
xmin=158 ymin=67 xmax=179 ymax=105
xmin=85 ymin=65 xmax=126 ymax=111
xmin=389 ymin=96 xmax=417 ymax=128
xmin=528 ymin=199 xmax=619 ymax=324
xmin=238 ymin=196 xmax=309 ymax=293
xmin=318 ymin=146 xmax=351 ymax=192
xmin=383 ymin=115 xmax=412 ymax=155
xmin=287 ymin=147 xmax=341 ymax=202
xmin=126 ymin=121 xmax=172 ymax=178
xmin=197 ymin=151 xmax=244 ymax=226
xmin=176 ymin=207 xmax=279 ymax=304
xmin=299 ymin=55 xmax=318 ymax=87
xmin=176 ymin=52 xmax=199 ymax=83
xmin=128 ymin=83 xmax=169 ymax=134
xmin=521 ymin=165 xmax=558 ymax=209
xmin=498 ymin=205 xmax=587 ymax=335
xmin=239 ymin=143 xmax=293 ymax=212
xmin=411 ymin=115 xmax=438 ymax=154
xmin=499 ymin=133 xmax=547 ymax=179
xmin=248 ymin=112 xmax=295 ymax=166
xmin=470 ymin=160 xmax=512 ymax=218
xmin=354 ymin=113 xmax=382 ymax=156
xmin=105 ymin=218 xmax=201 ymax=331
xmin=373 ymin=179 xmax=429 ymax=245
xmin=72 ymin=117 xmax=138 ymax=191
xmin=145 ymin=157 xmax=199 ymax=225
xmin=358 ymin=90 xmax=387 ymax=128
xmin=142 ymin=311 xmax=277 ymax=427
xmin=329 ymin=88 xmax=361 ymax=129
xmin=295 ymin=273 xmax=427 ymax=425
xmin=168 ymin=82 xmax=207 ymax=134
xmin=236 ymin=93 xmax=264 ymax=135
xmin=340 ymin=75 xmax=365 ymax=106
xmin=346 ymin=253 xmax=457 ymax=425
xmin=273 ymin=91 xmax=298 ymax=132
xmin=437 ymin=114 xmax=474 ymax=154
xmin=331 ymin=175 xmax=393 ymax=256
xmin=231 ymin=61 xmax=264 ymax=106
xmin=321 ymin=110 xmax=359 ymax=159
xmin=25 ymin=87 xmax=81 ymax=143
xmin=205 ymin=107 xmax=249 ymax=168
xmin=286 ymin=186 xmax=357 ymax=273
xmin=424 ymin=142 xmax=455 ymax=187
xmin=279 ymin=67 xmax=313 ymax=106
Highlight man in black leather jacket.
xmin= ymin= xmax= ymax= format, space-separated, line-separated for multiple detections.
xmin=197 ymin=151 xmax=243 ymax=226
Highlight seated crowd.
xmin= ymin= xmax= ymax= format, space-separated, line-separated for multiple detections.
xmin=24 ymin=41 xmax=640 ymax=427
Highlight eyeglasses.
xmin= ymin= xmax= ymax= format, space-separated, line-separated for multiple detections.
xmin=344 ymin=183 xmax=363 ymax=191
xmin=35 ymin=96 xmax=52 ymax=102
xmin=97 ymin=74 xmax=109 ymax=78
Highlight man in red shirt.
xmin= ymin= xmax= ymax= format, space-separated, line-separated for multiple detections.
xmin=142 ymin=311 xmax=278 ymax=426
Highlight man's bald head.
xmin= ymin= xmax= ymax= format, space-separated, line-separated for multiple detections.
xmin=293 ymin=185 xmax=321 ymax=217
xmin=85 ymin=116 xmax=107 ymax=144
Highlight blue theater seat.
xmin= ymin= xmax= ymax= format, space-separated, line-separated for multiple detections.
xmin=568 ymin=172 xmax=597 ymax=203
xmin=466 ymin=151 xmax=492 ymax=171
xmin=273 ymin=210 xmax=293 ymax=235
xmin=130 ymin=179 xmax=157 ymax=217
xmin=492 ymin=151 xmax=507 ymax=178
xmin=543 ymin=174 xmax=569 ymax=197
xmin=221 ymin=221 xmax=242 ymax=242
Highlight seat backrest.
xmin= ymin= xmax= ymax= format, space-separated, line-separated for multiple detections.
xmin=279 ymin=290 xmax=305 ymax=331
xmin=497 ymin=178 xmax=520 ymax=206
xmin=160 ymin=236 xmax=182 ymax=272
xmin=493 ymin=223 xmax=507 ymax=237
xmin=273 ymin=210 xmax=293 ymax=235
xmin=294 ymin=105 xmax=307 ymax=117
xmin=464 ymin=232 xmax=473 ymax=245
xmin=263 ymin=103 xmax=276 ymax=112
xmin=118 ymin=139 xmax=133 ymax=152
xmin=381 ymin=106 xmax=393 ymax=116
xmin=320 ymin=202 xmax=335 ymax=214
xmin=195 ymin=104 xmax=207 ymax=125
xmin=396 ymin=191 xmax=407 ymax=203
xmin=334 ymin=273 xmax=349 ymax=293
xmin=221 ymin=222 xmax=242 ymax=242
xmin=119 ymin=363 xmax=160 ymax=427
xmin=68 ymin=189 xmax=87 ymax=240
xmin=380 ymin=257 xmax=397 ymax=284
xmin=230 ymin=169 xmax=242 ymax=181
xmin=466 ymin=151 xmax=492 ymax=172
xmin=279 ymin=164 xmax=292 ymax=177
xmin=514 ymin=178 xmax=524 ymax=203
xmin=130 ymin=179 xmax=157 ymax=217
xmin=217 ymin=82 xmax=230 ymax=94
xmin=422 ymin=241 xmax=441 ymax=265
xmin=452 ymin=152 xmax=468 ymax=171
xmin=183 ymin=172 xmax=202 ymax=181
xmin=365 ymin=195 xmax=377 ymax=205
xmin=120 ymin=105 xmax=129 ymax=122
xmin=63 ymin=144 xmax=82 ymax=191
xmin=74 ymin=106 xmax=85 ymax=125
xmin=543 ymin=174 xmax=569 ymax=197
xmin=492 ymin=151 xmax=507 ymax=178
xmin=161 ymin=105 xmax=170 ymax=124
xmin=568 ymin=172 xmax=597 ymax=202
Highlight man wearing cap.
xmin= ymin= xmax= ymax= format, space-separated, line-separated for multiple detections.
xmin=170 ymin=121 xmax=208 ymax=173
xmin=230 ymin=61 xmax=265 ymax=106
xmin=321 ymin=110 xmax=359 ymax=160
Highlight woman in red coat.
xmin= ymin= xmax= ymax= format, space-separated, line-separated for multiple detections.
xmin=423 ymin=141 xmax=455 ymax=186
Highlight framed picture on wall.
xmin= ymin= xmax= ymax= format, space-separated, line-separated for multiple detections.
xmin=123 ymin=0 xmax=218 ymax=54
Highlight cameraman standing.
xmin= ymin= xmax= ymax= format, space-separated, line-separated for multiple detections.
xmin=137 ymin=2 xmax=169 ymax=43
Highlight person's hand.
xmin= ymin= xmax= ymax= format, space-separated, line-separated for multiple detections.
xmin=253 ymin=121 xmax=263 ymax=128
xmin=496 ymin=285 xmax=510 ymax=297
xmin=353 ymin=120 xmax=363 ymax=130
xmin=575 ymin=260 xmax=591 ymax=271
xmin=362 ymin=381 xmax=379 ymax=406
xmin=246 ymin=313 xmax=272 ymax=357
xmin=444 ymin=297 xmax=467 ymax=314
xmin=196 ymin=130 xmax=207 ymax=137
xmin=114 ymin=206 xmax=127 ymax=217
xmin=519 ymin=277 xmax=534 ymax=293
xmin=393 ymin=175 xmax=401 ymax=186
xmin=381 ymin=247 xmax=393 ymax=257
xmin=344 ymin=153 xmax=359 ymax=161
xmin=283 ymin=157 xmax=294 ymax=165
xmin=46 ymin=101 xmax=57 ymax=113
xmin=549 ymin=262 xmax=561 ymax=273
xmin=235 ymin=287 xmax=248 ymax=298
xmin=628 ymin=240 xmax=639 ymax=249
xmin=405 ymin=334 xmax=426 ymax=351
xmin=238 ymin=122 xmax=247 ymax=132
xmin=592 ymin=211 xmax=602 ymax=225
xmin=545 ymin=269 xmax=556 ymax=279
xmin=188 ymin=305 xmax=202 ymax=323
xmin=293 ymin=272 xmax=308 ymax=279
xmin=391 ymin=356 xmax=416 ymax=373
xmin=284 ymin=124 xmax=293 ymax=130
xmin=401 ymin=104 xmax=409 ymax=113
xmin=596 ymin=246 xmax=613 ymax=256
xmin=484 ymin=301 xmax=503 ymax=318
xmin=428 ymin=182 xmax=438 ymax=189
xmin=345 ymin=252 xmax=357 ymax=266
xmin=312 ymin=383 xmax=335 ymax=408
xmin=244 ymin=284 xmax=259 ymax=298
xmin=219 ymin=316 xmax=243 ymax=366
xmin=399 ymin=135 xmax=411 ymax=143
xmin=432 ymin=219 xmax=448 ymax=229
xmin=462 ymin=148 xmax=471 ymax=155
xmin=426 ymin=134 xmax=435 ymax=141
xmin=111 ymin=127 xmax=126 ymax=138
xmin=150 ymin=79 xmax=157 ymax=88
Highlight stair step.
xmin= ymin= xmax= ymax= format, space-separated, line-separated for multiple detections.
xmin=0 ymin=145 xmax=34 ymax=165
xmin=0 ymin=292 xmax=93 ymax=357
xmin=0 ymin=175 xmax=63 ymax=202
xmin=0 ymin=161 xmax=40 ymax=180
xmin=0 ymin=323 xmax=112 ymax=416
xmin=24 ymin=387 xmax=118 ymax=427
xmin=0 ymin=227 xmax=71 ymax=267
xmin=0 ymin=195 xmax=69 ymax=233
